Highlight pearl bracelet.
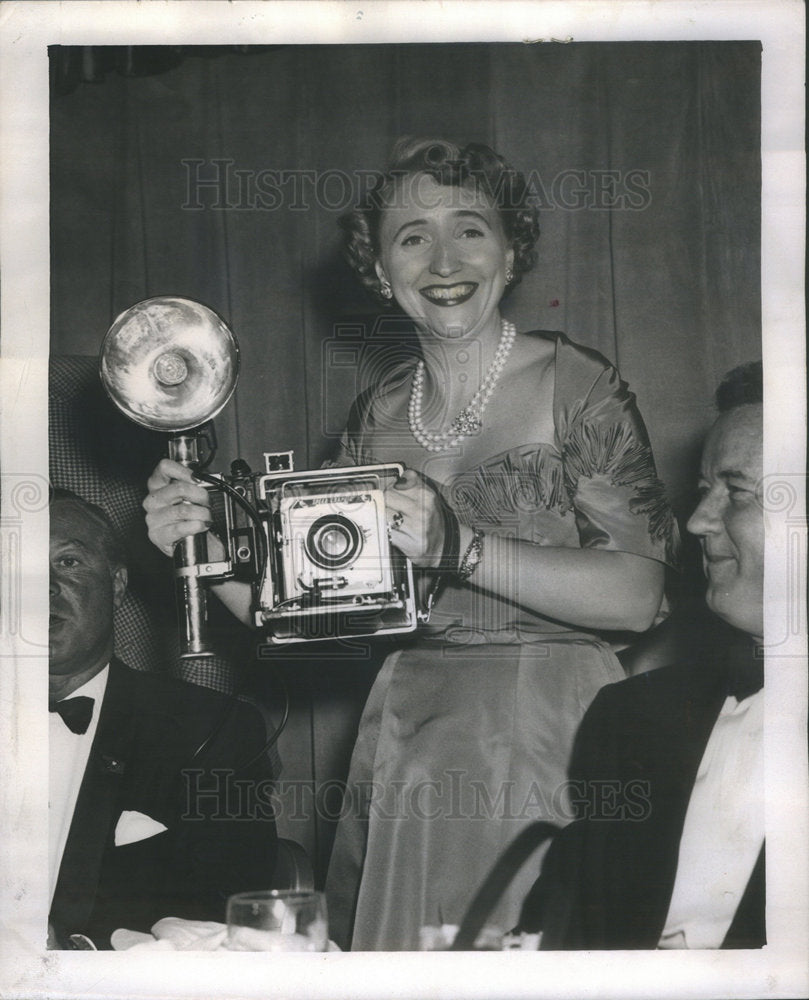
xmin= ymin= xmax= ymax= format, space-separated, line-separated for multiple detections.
xmin=457 ymin=528 xmax=484 ymax=582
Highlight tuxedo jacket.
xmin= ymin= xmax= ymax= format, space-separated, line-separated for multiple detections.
xmin=49 ymin=659 xmax=278 ymax=949
xmin=519 ymin=618 xmax=765 ymax=949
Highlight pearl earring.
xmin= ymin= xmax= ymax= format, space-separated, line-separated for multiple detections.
xmin=505 ymin=267 xmax=514 ymax=284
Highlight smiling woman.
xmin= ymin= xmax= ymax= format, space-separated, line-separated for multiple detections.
xmin=323 ymin=138 xmax=687 ymax=949
xmin=143 ymin=137 xmax=681 ymax=950
xmin=374 ymin=176 xmax=513 ymax=342
xmin=45 ymin=39 xmax=767 ymax=954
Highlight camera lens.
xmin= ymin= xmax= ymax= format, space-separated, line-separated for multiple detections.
xmin=305 ymin=514 xmax=363 ymax=570
xmin=320 ymin=528 xmax=350 ymax=559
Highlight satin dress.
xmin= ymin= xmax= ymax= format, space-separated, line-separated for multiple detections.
xmin=324 ymin=332 xmax=679 ymax=950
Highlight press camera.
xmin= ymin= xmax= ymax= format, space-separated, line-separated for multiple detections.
xmin=99 ymin=296 xmax=418 ymax=654
xmin=209 ymin=454 xmax=418 ymax=644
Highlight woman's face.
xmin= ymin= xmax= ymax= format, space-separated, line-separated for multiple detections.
xmin=375 ymin=174 xmax=514 ymax=340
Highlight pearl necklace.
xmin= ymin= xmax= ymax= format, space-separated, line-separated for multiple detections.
xmin=408 ymin=319 xmax=517 ymax=453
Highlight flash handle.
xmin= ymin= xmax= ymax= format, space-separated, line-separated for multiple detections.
xmin=168 ymin=434 xmax=214 ymax=658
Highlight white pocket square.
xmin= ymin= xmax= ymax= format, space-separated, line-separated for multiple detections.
xmin=114 ymin=810 xmax=168 ymax=847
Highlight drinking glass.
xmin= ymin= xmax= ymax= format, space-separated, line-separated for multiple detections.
xmin=226 ymin=890 xmax=328 ymax=952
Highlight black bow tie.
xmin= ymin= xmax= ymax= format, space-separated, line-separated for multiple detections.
xmin=49 ymin=696 xmax=95 ymax=734
xmin=724 ymin=642 xmax=764 ymax=702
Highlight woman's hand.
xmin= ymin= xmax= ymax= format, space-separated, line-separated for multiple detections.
xmin=143 ymin=458 xmax=213 ymax=557
xmin=384 ymin=468 xmax=447 ymax=569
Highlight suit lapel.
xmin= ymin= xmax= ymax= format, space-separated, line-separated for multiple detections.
xmin=586 ymin=660 xmax=729 ymax=948
xmin=537 ymin=626 xmax=763 ymax=950
xmin=628 ymin=645 xmax=758 ymax=946
xmin=49 ymin=659 xmax=138 ymax=935
xmin=650 ymin=664 xmax=730 ymax=937
xmin=722 ymin=843 xmax=766 ymax=948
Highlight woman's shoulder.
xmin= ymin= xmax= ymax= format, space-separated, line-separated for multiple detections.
xmin=520 ymin=329 xmax=616 ymax=375
xmin=519 ymin=329 xmax=622 ymax=403
xmin=346 ymin=356 xmax=416 ymax=427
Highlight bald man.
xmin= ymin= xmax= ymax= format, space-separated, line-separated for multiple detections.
xmin=48 ymin=490 xmax=277 ymax=949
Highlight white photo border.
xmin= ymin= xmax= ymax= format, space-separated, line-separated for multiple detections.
xmin=1 ymin=2 xmax=805 ymax=998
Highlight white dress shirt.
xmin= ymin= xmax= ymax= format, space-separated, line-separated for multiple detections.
xmin=658 ymin=689 xmax=764 ymax=949
xmin=49 ymin=666 xmax=110 ymax=907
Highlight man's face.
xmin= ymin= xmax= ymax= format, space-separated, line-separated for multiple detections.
xmin=49 ymin=502 xmax=127 ymax=679
xmin=686 ymin=404 xmax=764 ymax=639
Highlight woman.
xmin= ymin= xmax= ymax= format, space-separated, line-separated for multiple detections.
xmin=144 ymin=138 xmax=679 ymax=950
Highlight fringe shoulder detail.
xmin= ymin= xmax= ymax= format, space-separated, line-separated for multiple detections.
xmin=562 ymin=419 xmax=680 ymax=564
xmin=443 ymin=444 xmax=567 ymax=525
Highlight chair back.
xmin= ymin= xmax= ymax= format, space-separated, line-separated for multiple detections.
xmin=272 ymin=838 xmax=315 ymax=893
xmin=450 ymin=822 xmax=559 ymax=950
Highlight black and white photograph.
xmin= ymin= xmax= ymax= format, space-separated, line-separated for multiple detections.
xmin=0 ymin=2 xmax=806 ymax=999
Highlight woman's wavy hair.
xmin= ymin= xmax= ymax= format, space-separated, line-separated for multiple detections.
xmin=340 ymin=137 xmax=540 ymax=305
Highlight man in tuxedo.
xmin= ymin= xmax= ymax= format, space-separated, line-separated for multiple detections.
xmin=520 ymin=361 xmax=765 ymax=949
xmin=48 ymin=490 xmax=278 ymax=949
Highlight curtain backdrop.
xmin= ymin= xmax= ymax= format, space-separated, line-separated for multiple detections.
xmin=50 ymin=41 xmax=761 ymax=512
xmin=49 ymin=41 xmax=761 ymax=879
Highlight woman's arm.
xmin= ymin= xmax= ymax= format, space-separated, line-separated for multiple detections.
xmin=447 ymin=347 xmax=674 ymax=632
xmin=457 ymin=525 xmax=663 ymax=633
xmin=386 ymin=472 xmax=664 ymax=633
xmin=143 ymin=458 xmax=254 ymax=627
